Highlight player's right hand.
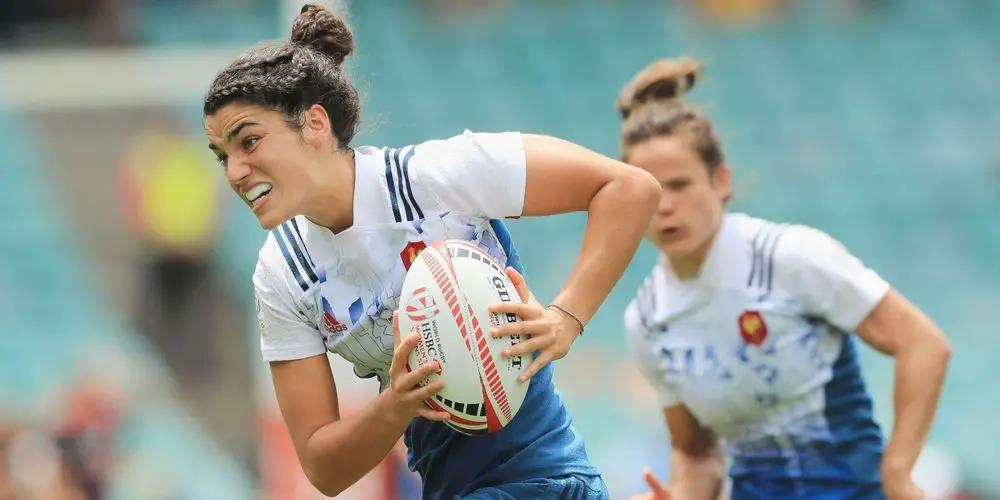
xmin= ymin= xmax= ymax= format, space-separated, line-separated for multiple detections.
xmin=386 ymin=311 xmax=451 ymax=423
xmin=629 ymin=468 xmax=671 ymax=500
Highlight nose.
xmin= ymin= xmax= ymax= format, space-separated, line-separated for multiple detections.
xmin=656 ymin=192 xmax=675 ymax=216
xmin=225 ymin=157 xmax=252 ymax=185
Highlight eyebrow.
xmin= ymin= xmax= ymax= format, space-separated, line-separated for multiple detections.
xmin=208 ymin=121 xmax=258 ymax=152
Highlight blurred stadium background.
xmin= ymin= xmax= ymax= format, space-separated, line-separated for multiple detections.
xmin=1 ymin=0 xmax=998 ymax=498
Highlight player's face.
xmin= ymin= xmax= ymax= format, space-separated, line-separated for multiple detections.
xmin=626 ymin=136 xmax=730 ymax=257
xmin=205 ymin=103 xmax=317 ymax=230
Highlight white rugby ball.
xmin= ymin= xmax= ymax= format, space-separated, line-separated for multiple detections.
xmin=398 ymin=239 xmax=531 ymax=436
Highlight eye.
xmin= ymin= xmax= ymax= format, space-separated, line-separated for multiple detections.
xmin=241 ymin=135 xmax=260 ymax=152
xmin=664 ymin=179 xmax=691 ymax=191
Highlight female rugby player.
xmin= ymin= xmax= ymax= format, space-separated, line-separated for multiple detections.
xmin=203 ymin=4 xmax=660 ymax=499
xmin=618 ymin=58 xmax=951 ymax=500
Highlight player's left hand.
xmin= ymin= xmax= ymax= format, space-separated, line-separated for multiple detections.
xmin=489 ymin=267 xmax=582 ymax=382
xmin=882 ymin=474 xmax=926 ymax=500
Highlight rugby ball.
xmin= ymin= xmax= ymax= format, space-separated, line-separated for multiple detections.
xmin=398 ymin=239 xmax=531 ymax=436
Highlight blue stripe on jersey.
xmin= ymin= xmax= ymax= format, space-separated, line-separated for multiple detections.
xmin=400 ymin=146 xmax=424 ymax=219
xmin=393 ymin=148 xmax=414 ymax=221
xmin=384 ymin=148 xmax=402 ymax=223
xmin=489 ymin=219 xmax=523 ymax=274
xmin=729 ymin=331 xmax=884 ymax=496
xmin=289 ymin=218 xmax=315 ymax=268
xmin=747 ymin=223 xmax=788 ymax=292
xmin=349 ymin=297 xmax=364 ymax=325
xmin=280 ymin=223 xmax=319 ymax=286
xmin=272 ymin=229 xmax=309 ymax=292
xmin=822 ymin=333 xmax=883 ymax=481
xmin=763 ymin=225 xmax=788 ymax=292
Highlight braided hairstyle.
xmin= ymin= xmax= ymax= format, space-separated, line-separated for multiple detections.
xmin=616 ymin=57 xmax=724 ymax=174
xmin=203 ymin=4 xmax=360 ymax=149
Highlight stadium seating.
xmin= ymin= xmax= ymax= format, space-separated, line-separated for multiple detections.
xmin=0 ymin=112 xmax=254 ymax=499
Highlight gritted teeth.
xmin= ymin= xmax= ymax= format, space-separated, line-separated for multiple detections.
xmin=245 ymin=183 xmax=272 ymax=202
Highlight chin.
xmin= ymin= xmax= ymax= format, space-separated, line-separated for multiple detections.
xmin=256 ymin=211 xmax=285 ymax=231
xmin=661 ymin=238 xmax=697 ymax=257
xmin=660 ymin=239 xmax=691 ymax=255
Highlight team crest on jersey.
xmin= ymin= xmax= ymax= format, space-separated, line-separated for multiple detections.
xmin=321 ymin=297 xmax=349 ymax=335
xmin=405 ymin=287 xmax=440 ymax=321
xmin=400 ymin=241 xmax=428 ymax=271
xmin=738 ymin=310 xmax=768 ymax=346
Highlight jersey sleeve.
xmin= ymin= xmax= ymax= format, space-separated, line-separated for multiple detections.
xmin=408 ymin=129 xmax=526 ymax=218
xmin=253 ymin=255 xmax=327 ymax=362
xmin=624 ymin=301 xmax=682 ymax=408
xmin=774 ymin=225 xmax=891 ymax=332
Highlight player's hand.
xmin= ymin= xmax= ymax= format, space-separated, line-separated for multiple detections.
xmin=385 ymin=312 xmax=451 ymax=423
xmin=488 ymin=267 xmax=581 ymax=382
xmin=629 ymin=468 xmax=671 ymax=500
xmin=882 ymin=473 xmax=926 ymax=500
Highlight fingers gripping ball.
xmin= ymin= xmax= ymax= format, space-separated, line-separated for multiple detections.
xmin=398 ymin=240 xmax=532 ymax=435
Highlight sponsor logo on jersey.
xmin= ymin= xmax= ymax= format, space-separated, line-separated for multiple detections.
xmin=400 ymin=241 xmax=428 ymax=271
xmin=322 ymin=297 xmax=349 ymax=334
xmin=739 ymin=310 xmax=768 ymax=346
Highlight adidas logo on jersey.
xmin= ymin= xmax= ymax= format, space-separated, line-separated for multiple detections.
xmin=322 ymin=297 xmax=349 ymax=334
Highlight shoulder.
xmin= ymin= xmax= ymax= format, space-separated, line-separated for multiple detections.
xmin=624 ymin=266 xmax=662 ymax=341
xmin=725 ymin=213 xmax=848 ymax=281
xmin=740 ymin=216 xmax=886 ymax=304
xmin=358 ymin=130 xmax=526 ymax=220
xmin=356 ymin=130 xmax=523 ymax=174
xmin=254 ymin=217 xmax=321 ymax=299
xmin=771 ymin=223 xmax=856 ymax=275
xmin=728 ymin=212 xmax=793 ymax=258
xmin=410 ymin=129 xmax=524 ymax=159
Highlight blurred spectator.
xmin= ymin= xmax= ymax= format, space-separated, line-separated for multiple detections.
xmin=0 ymin=0 xmax=132 ymax=47
xmin=52 ymin=379 xmax=126 ymax=500
xmin=118 ymin=116 xmax=227 ymax=383
xmin=687 ymin=0 xmax=787 ymax=25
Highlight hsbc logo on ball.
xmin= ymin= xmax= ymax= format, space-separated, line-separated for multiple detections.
xmin=406 ymin=287 xmax=440 ymax=322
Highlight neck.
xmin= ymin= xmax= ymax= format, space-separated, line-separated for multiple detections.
xmin=304 ymin=150 xmax=356 ymax=233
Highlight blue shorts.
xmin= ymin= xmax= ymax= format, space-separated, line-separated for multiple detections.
xmin=731 ymin=477 xmax=885 ymax=500
xmin=458 ymin=474 xmax=609 ymax=500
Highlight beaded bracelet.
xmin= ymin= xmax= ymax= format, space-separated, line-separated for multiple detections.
xmin=547 ymin=304 xmax=585 ymax=336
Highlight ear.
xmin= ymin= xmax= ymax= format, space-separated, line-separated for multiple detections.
xmin=302 ymin=104 xmax=337 ymax=149
xmin=712 ymin=163 xmax=732 ymax=202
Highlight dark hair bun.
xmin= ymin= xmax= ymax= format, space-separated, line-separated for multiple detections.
xmin=617 ymin=57 xmax=702 ymax=119
xmin=291 ymin=4 xmax=355 ymax=67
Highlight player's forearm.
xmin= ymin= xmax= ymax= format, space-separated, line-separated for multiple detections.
xmin=883 ymin=330 xmax=951 ymax=477
xmin=303 ymin=391 xmax=411 ymax=496
xmin=669 ymin=446 xmax=726 ymax=500
xmin=551 ymin=170 xmax=659 ymax=324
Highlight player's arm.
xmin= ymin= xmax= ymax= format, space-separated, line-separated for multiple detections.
xmin=256 ymin=261 xmax=445 ymax=497
xmin=624 ymin=304 xmax=725 ymax=500
xmin=777 ymin=226 xmax=951 ymax=490
xmin=854 ymin=290 xmax=950 ymax=486
xmin=415 ymin=131 xmax=660 ymax=375
xmin=270 ymin=343 xmax=440 ymax=497
xmin=662 ymin=405 xmax=726 ymax=500
xmin=518 ymin=133 xmax=661 ymax=334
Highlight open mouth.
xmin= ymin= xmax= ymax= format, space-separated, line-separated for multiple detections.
xmin=244 ymin=183 xmax=272 ymax=207
xmin=660 ymin=227 xmax=682 ymax=240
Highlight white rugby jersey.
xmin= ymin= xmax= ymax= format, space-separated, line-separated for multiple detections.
xmin=253 ymin=130 xmax=526 ymax=386
xmin=626 ymin=213 xmax=889 ymax=483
